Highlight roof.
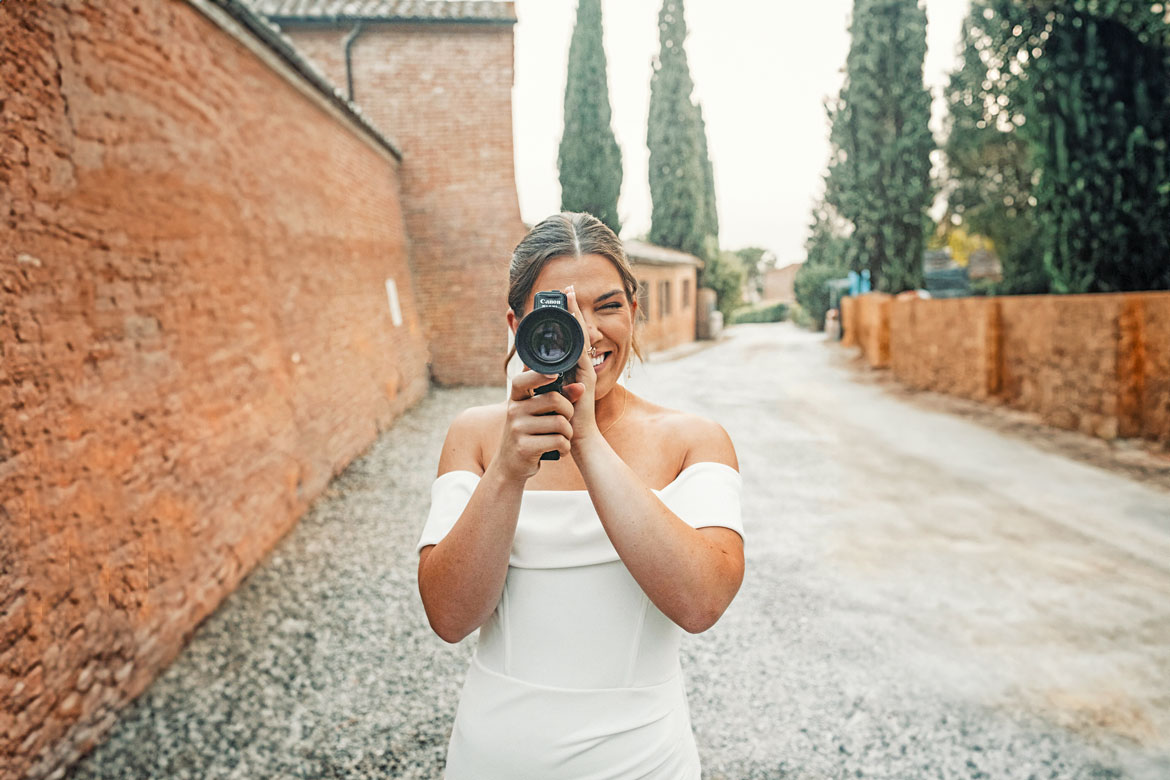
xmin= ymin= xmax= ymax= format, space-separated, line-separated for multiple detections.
xmin=248 ymin=0 xmax=517 ymax=23
xmin=623 ymin=240 xmax=703 ymax=268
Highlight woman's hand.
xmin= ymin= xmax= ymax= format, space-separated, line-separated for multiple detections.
xmin=494 ymin=369 xmax=577 ymax=482
xmin=561 ymin=285 xmax=601 ymax=443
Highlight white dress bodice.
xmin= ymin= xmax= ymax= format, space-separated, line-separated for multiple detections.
xmin=417 ymin=462 xmax=744 ymax=779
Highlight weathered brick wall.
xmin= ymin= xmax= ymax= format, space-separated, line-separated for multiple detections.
xmin=847 ymin=291 xmax=1170 ymax=447
xmin=634 ymin=264 xmax=698 ymax=354
xmin=891 ymin=298 xmax=1001 ymax=400
xmin=279 ymin=20 xmax=527 ymax=387
xmin=0 ymin=2 xmax=429 ymax=778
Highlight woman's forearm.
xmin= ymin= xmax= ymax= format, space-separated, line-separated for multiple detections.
xmin=572 ymin=436 xmax=743 ymax=633
xmin=418 ymin=464 xmax=525 ymax=643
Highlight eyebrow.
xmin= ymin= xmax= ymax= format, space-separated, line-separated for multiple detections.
xmin=595 ymin=289 xmax=624 ymax=304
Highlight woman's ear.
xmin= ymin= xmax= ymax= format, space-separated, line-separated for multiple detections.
xmin=507 ymin=308 xmax=519 ymax=334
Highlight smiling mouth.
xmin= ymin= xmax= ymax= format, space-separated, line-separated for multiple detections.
xmin=591 ymin=351 xmax=611 ymax=371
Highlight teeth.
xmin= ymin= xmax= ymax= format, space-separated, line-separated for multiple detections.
xmin=592 ymin=352 xmax=606 ymax=367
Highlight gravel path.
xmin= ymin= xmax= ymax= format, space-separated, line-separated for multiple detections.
xmin=69 ymin=323 xmax=1170 ymax=779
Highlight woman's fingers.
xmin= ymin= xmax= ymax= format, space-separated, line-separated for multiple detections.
xmin=510 ymin=370 xmax=559 ymax=401
xmin=564 ymin=286 xmax=596 ymax=376
xmin=516 ymin=390 xmax=575 ymax=419
xmin=514 ymin=412 xmax=574 ymax=440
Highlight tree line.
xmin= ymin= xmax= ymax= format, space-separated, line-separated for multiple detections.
xmin=798 ymin=0 xmax=1170 ymax=325
xmin=558 ymin=0 xmax=758 ymax=320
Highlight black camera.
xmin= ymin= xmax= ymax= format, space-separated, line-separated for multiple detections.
xmin=514 ymin=290 xmax=585 ymax=461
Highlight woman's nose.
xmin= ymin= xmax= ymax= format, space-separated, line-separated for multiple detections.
xmin=582 ymin=314 xmax=603 ymax=345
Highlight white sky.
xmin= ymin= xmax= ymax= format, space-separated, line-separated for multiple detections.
xmin=512 ymin=0 xmax=971 ymax=264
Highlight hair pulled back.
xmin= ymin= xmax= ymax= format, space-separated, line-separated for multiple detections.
xmin=505 ymin=212 xmax=642 ymax=374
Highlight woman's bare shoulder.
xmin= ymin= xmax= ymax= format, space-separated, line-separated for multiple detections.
xmin=633 ymin=396 xmax=738 ymax=472
xmin=437 ymin=402 xmax=506 ymax=476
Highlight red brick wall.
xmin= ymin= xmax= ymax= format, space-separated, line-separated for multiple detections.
xmin=633 ymin=264 xmax=698 ymax=354
xmin=280 ymin=20 xmax=527 ymax=387
xmin=848 ymin=291 xmax=1170 ymax=447
xmin=0 ymin=2 xmax=429 ymax=778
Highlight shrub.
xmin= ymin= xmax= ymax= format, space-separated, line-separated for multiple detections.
xmin=794 ymin=263 xmax=846 ymax=330
xmin=729 ymin=301 xmax=788 ymax=324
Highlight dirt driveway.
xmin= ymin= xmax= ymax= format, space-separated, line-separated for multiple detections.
xmin=70 ymin=322 xmax=1170 ymax=779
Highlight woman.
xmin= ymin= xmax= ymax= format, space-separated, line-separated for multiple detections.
xmin=416 ymin=212 xmax=745 ymax=778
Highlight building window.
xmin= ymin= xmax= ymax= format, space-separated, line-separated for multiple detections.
xmin=658 ymin=280 xmax=672 ymax=319
xmin=682 ymin=278 xmax=691 ymax=308
xmin=637 ymin=280 xmax=650 ymax=322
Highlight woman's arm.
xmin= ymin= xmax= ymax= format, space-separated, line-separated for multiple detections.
xmin=557 ymin=285 xmax=743 ymax=633
xmin=417 ymin=372 xmax=577 ymax=643
xmin=573 ymin=422 xmax=745 ymax=634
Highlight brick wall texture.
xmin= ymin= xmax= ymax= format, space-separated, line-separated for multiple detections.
xmin=843 ymin=291 xmax=1170 ymax=446
xmin=633 ymin=264 xmax=698 ymax=355
xmin=0 ymin=2 xmax=431 ymax=777
xmin=279 ymin=21 xmax=528 ymax=387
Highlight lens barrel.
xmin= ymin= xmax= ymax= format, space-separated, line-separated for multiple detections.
xmin=514 ymin=294 xmax=584 ymax=375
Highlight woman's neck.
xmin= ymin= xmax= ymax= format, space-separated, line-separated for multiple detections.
xmin=595 ymin=384 xmax=630 ymax=435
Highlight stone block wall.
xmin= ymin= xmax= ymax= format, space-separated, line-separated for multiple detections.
xmin=844 ymin=291 xmax=1170 ymax=447
xmin=0 ymin=2 xmax=429 ymax=777
xmin=278 ymin=20 xmax=527 ymax=387
xmin=891 ymin=298 xmax=1001 ymax=401
xmin=854 ymin=293 xmax=892 ymax=368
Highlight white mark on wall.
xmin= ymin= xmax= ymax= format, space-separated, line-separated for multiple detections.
xmin=385 ymin=278 xmax=403 ymax=327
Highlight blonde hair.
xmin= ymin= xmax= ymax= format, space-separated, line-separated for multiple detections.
xmin=505 ymin=212 xmax=642 ymax=373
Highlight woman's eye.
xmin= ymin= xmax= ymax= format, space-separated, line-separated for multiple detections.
xmin=600 ymin=303 xmax=622 ymax=310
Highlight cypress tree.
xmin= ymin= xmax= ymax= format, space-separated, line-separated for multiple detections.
xmin=647 ymin=0 xmax=706 ymax=259
xmin=558 ymin=0 xmax=623 ymax=234
xmin=696 ymin=103 xmax=719 ymax=249
xmin=824 ymin=0 xmax=935 ymax=293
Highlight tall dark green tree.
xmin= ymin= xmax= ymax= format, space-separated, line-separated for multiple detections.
xmin=558 ymin=0 xmax=623 ymax=234
xmin=647 ymin=0 xmax=710 ymax=260
xmin=982 ymin=0 xmax=1170 ymax=293
xmin=943 ymin=3 xmax=1047 ymax=294
xmin=823 ymin=0 xmax=935 ymax=293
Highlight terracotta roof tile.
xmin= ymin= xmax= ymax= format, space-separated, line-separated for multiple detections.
xmin=247 ymin=0 xmax=516 ymax=22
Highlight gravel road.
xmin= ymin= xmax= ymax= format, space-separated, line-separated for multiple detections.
xmin=69 ymin=323 xmax=1170 ymax=779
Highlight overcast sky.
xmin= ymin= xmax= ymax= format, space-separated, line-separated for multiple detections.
xmin=512 ymin=0 xmax=972 ymax=264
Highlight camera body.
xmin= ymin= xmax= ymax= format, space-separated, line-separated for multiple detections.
xmin=514 ymin=291 xmax=586 ymax=461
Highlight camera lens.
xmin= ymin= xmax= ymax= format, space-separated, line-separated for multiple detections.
xmin=514 ymin=300 xmax=584 ymax=375
xmin=530 ymin=320 xmax=571 ymax=363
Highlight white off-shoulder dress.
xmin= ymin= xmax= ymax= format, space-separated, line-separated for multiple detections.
xmin=416 ymin=461 xmax=744 ymax=780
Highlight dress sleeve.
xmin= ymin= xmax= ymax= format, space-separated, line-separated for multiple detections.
xmin=416 ymin=470 xmax=482 ymax=554
xmin=657 ymin=462 xmax=744 ymax=541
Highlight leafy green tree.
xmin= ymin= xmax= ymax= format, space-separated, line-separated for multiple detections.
xmin=732 ymin=246 xmax=770 ymax=296
xmin=942 ymin=3 xmax=1048 ymax=294
xmin=558 ymin=0 xmax=623 ymax=234
xmin=797 ymin=199 xmax=851 ymax=329
xmin=824 ymin=0 xmax=935 ymax=293
xmin=647 ymin=0 xmax=708 ymax=260
xmin=982 ymin=0 xmax=1170 ymax=293
xmin=707 ymin=250 xmax=746 ymax=320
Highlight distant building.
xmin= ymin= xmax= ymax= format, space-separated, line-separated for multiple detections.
xmin=623 ymin=240 xmax=703 ymax=353
xmin=761 ymin=262 xmax=801 ymax=304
